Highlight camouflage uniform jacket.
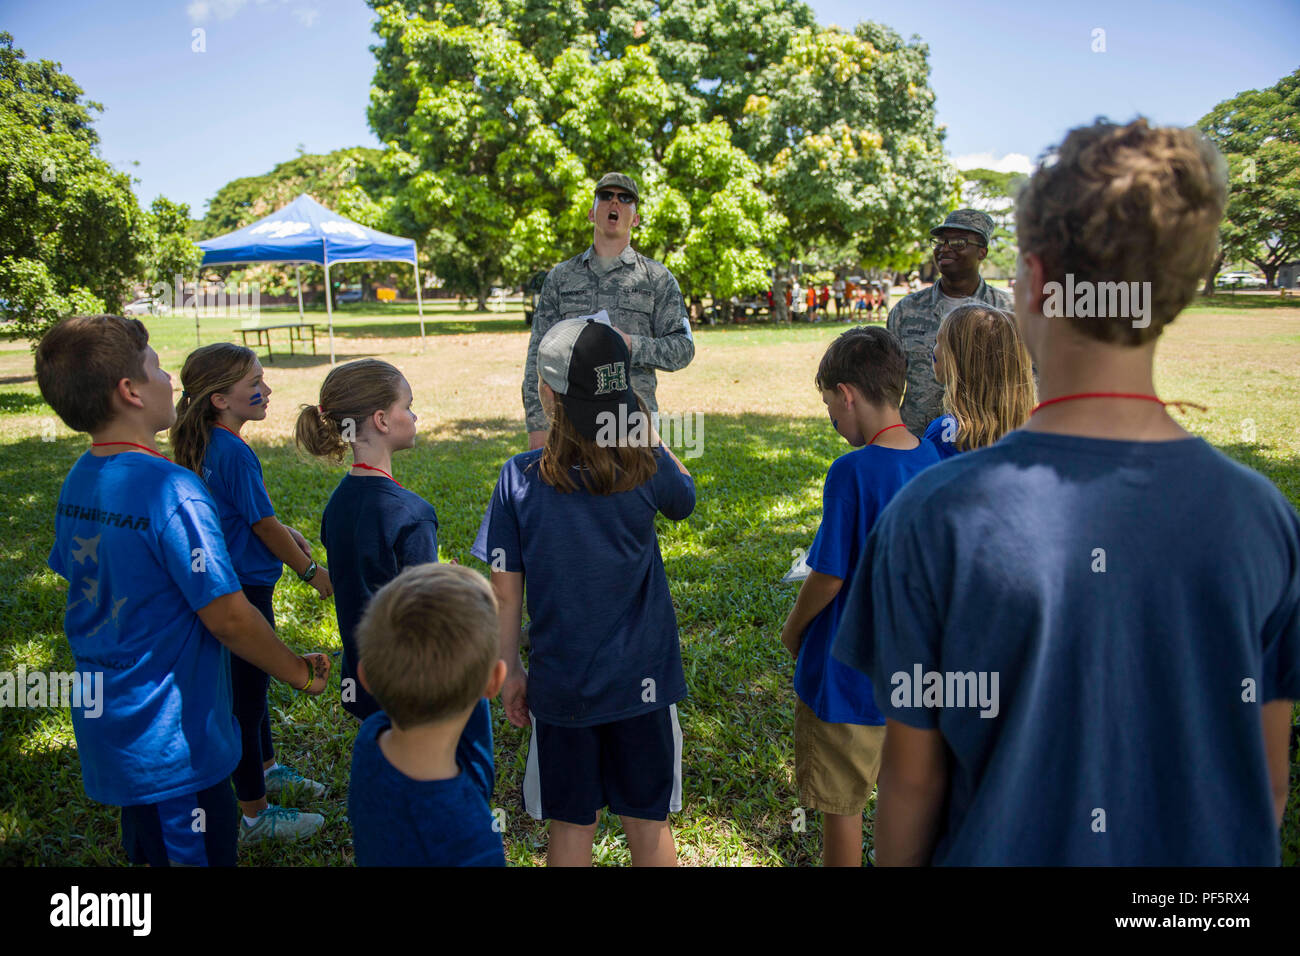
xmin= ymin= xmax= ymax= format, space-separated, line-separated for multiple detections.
xmin=886 ymin=277 xmax=1013 ymax=435
xmin=522 ymin=244 xmax=694 ymax=431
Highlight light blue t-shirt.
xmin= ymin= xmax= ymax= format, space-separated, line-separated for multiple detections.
xmin=795 ymin=440 xmax=940 ymax=724
xmin=201 ymin=425 xmax=281 ymax=587
xmin=833 ymin=431 xmax=1300 ymax=865
xmin=349 ymin=699 xmax=503 ymax=867
xmin=922 ymin=414 xmax=961 ymax=459
xmin=471 ymin=448 xmax=695 ymax=727
xmin=47 ymin=451 xmax=244 ymax=806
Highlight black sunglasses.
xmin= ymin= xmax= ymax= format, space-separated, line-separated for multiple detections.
xmin=596 ymin=190 xmax=637 ymax=205
xmin=931 ymin=237 xmax=986 ymax=252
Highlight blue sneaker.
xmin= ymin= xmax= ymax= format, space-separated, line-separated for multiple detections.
xmin=239 ymin=805 xmax=324 ymax=844
xmin=263 ymin=764 xmax=327 ymax=799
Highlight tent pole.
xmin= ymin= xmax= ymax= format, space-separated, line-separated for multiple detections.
xmin=194 ymin=273 xmax=201 ymax=347
xmin=295 ymin=266 xmax=304 ymax=323
xmin=325 ymin=258 xmax=335 ymax=365
xmin=413 ymin=260 xmax=425 ymax=346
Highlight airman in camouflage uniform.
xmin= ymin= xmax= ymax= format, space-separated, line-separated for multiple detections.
xmin=523 ymin=172 xmax=694 ymax=446
xmin=887 ymin=208 xmax=1013 ymax=435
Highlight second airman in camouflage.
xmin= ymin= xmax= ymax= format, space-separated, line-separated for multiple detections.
xmin=887 ymin=208 xmax=1014 ymax=435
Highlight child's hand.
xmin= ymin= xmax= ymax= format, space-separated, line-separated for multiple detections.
xmin=287 ymin=526 xmax=312 ymax=557
xmin=501 ymin=666 xmax=529 ymax=728
xmin=311 ymin=565 xmax=334 ymax=599
xmin=302 ymin=653 xmax=331 ymax=695
xmin=780 ymin=625 xmax=802 ymax=659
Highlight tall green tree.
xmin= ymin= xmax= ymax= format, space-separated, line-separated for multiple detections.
xmin=958 ymin=167 xmax=1022 ymax=279
xmin=746 ymin=24 xmax=957 ymax=270
xmin=642 ymin=118 xmax=785 ymax=317
xmin=1198 ymin=69 xmax=1300 ymax=290
xmin=0 ymin=32 xmax=198 ymax=344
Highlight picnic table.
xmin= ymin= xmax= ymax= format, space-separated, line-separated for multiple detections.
xmin=237 ymin=323 xmax=317 ymax=362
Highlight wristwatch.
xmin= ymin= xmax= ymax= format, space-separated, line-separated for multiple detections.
xmin=298 ymin=559 xmax=318 ymax=583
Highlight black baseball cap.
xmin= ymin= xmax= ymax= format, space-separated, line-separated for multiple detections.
xmin=538 ymin=319 xmax=641 ymax=442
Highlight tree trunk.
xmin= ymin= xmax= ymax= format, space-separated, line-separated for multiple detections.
xmin=1202 ymin=251 xmax=1223 ymax=296
xmin=1260 ymin=264 xmax=1279 ymax=290
xmin=361 ymin=269 xmax=372 ymax=301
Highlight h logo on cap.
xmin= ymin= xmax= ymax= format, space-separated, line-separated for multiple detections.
xmin=594 ymin=362 xmax=627 ymax=394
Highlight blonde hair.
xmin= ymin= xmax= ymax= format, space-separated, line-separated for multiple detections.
xmin=1015 ymin=118 xmax=1227 ymax=345
xmin=357 ymin=563 xmax=498 ymax=729
xmin=170 ymin=343 xmax=259 ymax=476
xmin=936 ymin=305 xmax=1035 ymax=451
xmin=295 ymin=359 xmax=406 ymax=462
xmin=537 ymin=392 xmax=658 ymax=495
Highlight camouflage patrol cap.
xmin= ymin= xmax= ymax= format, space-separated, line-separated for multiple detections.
xmin=931 ymin=208 xmax=995 ymax=244
xmin=595 ymin=172 xmax=639 ymax=203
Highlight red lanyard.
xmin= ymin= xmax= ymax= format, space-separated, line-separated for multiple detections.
xmin=1032 ymin=392 xmax=1208 ymax=415
xmin=215 ymin=422 xmax=248 ymax=445
xmin=867 ymin=423 xmax=908 ymax=446
xmin=90 ymin=441 xmax=171 ymax=461
xmin=352 ymin=462 xmax=403 ymax=488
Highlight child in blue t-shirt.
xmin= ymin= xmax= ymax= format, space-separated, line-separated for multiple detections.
xmin=35 ymin=315 xmax=330 ymax=867
xmin=172 ymin=344 xmax=334 ymax=844
xmin=923 ymin=304 xmax=1035 ymax=458
xmin=472 ymin=318 xmax=695 ymax=866
xmin=779 ymin=326 xmax=939 ymax=866
xmin=834 ymin=119 xmax=1300 ymax=865
xmin=348 ymin=563 xmax=507 ymax=866
xmin=295 ymin=358 xmax=439 ymax=723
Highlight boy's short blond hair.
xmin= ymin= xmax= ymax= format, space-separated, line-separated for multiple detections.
xmin=1016 ymin=118 xmax=1227 ymax=345
xmin=357 ymin=563 xmax=498 ymax=729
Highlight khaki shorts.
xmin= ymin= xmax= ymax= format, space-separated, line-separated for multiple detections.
xmin=794 ymin=697 xmax=887 ymax=815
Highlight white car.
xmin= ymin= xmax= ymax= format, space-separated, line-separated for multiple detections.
xmin=123 ymin=297 xmax=169 ymax=315
xmin=1216 ymin=272 xmax=1266 ymax=289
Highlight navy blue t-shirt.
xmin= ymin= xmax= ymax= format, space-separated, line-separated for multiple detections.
xmin=200 ymin=425 xmax=282 ymax=586
xmin=47 ymin=451 xmax=243 ymax=806
xmin=471 ymin=447 xmax=695 ymax=727
xmin=922 ymin=415 xmax=961 ymax=459
xmin=795 ymin=440 xmax=940 ymax=724
xmin=832 ymin=431 xmax=1300 ymax=865
xmin=348 ymin=699 xmax=504 ymax=866
xmin=321 ymin=473 xmax=439 ymax=721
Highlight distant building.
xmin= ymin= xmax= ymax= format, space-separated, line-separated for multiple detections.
xmin=1277 ymin=262 xmax=1300 ymax=289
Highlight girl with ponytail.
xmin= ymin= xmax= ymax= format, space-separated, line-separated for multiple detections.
xmin=296 ymin=359 xmax=439 ymax=724
xmin=172 ymin=343 xmax=333 ymax=845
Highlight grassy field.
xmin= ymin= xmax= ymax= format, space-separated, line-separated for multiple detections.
xmin=1 ymin=298 xmax=1298 ymax=866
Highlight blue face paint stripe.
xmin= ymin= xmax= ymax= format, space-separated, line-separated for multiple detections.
xmin=248 ymin=392 xmax=263 ymax=406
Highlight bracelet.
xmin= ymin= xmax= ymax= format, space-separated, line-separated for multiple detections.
xmin=298 ymin=559 xmax=318 ymax=583
xmin=299 ymin=656 xmax=313 ymax=691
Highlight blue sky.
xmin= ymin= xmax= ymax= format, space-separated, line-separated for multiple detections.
xmin=5 ymin=0 xmax=1298 ymax=218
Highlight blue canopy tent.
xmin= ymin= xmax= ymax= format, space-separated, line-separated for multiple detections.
xmin=198 ymin=193 xmax=425 ymax=363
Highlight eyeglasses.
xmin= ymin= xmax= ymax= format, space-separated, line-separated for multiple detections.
xmin=932 ymin=237 xmax=986 ymax=252
xmin=596 ymin=190 xmax=637 ymax=205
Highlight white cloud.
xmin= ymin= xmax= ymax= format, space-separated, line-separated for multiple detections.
xmin=293 ymin=6 xmax=319 ymax=27
xmin=187 ymin=0 xmax=249 ymax=22
xmin=951 ymin=152 xmax=1034 ymax=174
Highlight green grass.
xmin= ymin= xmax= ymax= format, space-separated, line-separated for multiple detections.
xmin=1 ymin=305 xmax=1298 ymax=866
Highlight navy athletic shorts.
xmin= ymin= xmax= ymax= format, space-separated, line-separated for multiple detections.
xmin=523 ymin=705 xmax=682 ymax=825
